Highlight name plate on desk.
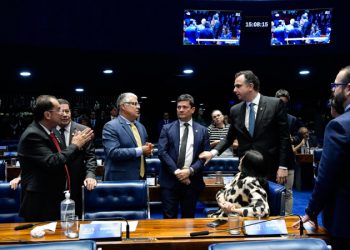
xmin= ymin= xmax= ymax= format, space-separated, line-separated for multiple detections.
xmin=244 ymin=220 xmax=288 ymax=236
xmin=79 ymin=222 xmax=122 ymax=240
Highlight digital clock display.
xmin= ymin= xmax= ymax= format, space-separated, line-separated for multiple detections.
xmin=244 ymin=16 xmax=270 ymax=32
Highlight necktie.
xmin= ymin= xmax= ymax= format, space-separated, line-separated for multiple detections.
xmin=178 ymin=123 xmax=189 ymax=168
xmin=49 ymin=131 xmax=71 ymax=191
xmin=59 ymin=128 xmax=67 ymax=148
xmin=248 ymin=103 xmax=255 ymax=137
xmin=130 ymin=123 xmax=145 ymax=178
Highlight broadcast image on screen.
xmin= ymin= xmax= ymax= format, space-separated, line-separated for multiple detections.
xmin=183 ymin=9 xmax=242 ymax=46
xmin=271 ymin=8 xmax=332 ymax=46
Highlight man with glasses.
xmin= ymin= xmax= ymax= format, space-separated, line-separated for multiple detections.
xmin=57 ymin=98 xmax=97 ymax=218
xmin=17 ymin=95 xmax=93 ymax=222
xmin=297 ymin=66 xmax=350 ymax=250
xmin=103 ymin=92 xmax=153 ymax=180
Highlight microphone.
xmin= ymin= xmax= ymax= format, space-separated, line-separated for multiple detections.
xmin=190 ymin=216 xmax=286 ymax=237
xmin=14 ymin=223 xmax=35 ymax=231
xmin=293 ymin=214 xmax=304 ymax=236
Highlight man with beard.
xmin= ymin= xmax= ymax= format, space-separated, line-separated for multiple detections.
xmin=296 ymin=65 xmax=350 ymax=250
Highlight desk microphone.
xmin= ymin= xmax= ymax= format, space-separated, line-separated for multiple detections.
xmin=293 ymin=214 xmax=304 ymax=236
xmin=190 ymin=216 xmax=286 ymax=237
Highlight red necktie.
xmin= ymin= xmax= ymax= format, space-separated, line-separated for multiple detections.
xmin=49 ymin=131 xmax=71 ymax=191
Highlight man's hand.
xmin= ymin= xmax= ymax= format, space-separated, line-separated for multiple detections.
xmin=142 ymin=142 xmax=154 ymax=157
xmin=292 ymin=214 xmax=318 ymax=231
xmin=9 ymin=177 xmax=21 ymax=190
xmin=276 ymin=168 xmax=288 ymax=184
xmin=199 ymin=151 xmax=213 ymax=165
xmin=71 ymin=128 xmax=94 ymax=149
xmin=175 ymin=168 xmax=190 ymax=181
xmin=84 ymin=177 xmax=97 ymax=190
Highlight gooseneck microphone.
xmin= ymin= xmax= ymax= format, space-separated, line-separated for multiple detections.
xmin=294 ymin=214 xmax=304 ymax=236
xmin=190 ymin=216 xmax=286 ymax=237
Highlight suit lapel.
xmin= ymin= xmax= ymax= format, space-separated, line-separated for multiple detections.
xmin=239 ymin=102 xmax=250 ymax=136
xmin=119 ymin=117 xmax=137 ymax=146
xmin=192 ymin=122 xmax=199 ymax=157
xmin=174 ymin=121 xmax=181 ymax=158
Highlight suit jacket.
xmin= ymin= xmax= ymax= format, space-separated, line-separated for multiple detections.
xmin=215 ymin=95 xmax=292 ymax=179
xmin=158 ymin=120 xmax=210 ymax=191
xmin=17 ymin=121 xmax=80 ymax=220
xmin=102 ymin=116 xmax=148 ymax=180
xmin=306 ymin=109 xmax=350 ymax=238
xmin=65 ymin=121 xmax=97 ymax=217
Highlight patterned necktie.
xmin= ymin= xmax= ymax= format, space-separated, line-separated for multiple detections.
xmin=178 ymin=123 xmax=189 ymax=168
xmin=248 ymin=103 xmax=255 ymax=137
xmin=130 ymin=123 xmax=145 ymax=178
xmin=59 ymin=128 xmax=66 ymax=148
xmin=49 ymin=131 xmax=70 ymax=191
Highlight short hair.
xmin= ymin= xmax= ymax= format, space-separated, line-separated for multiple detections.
xmin=235 ymin=70 xmax=260 ymax=91
xmin=177 ymin=94 xmax=195 ymax=107
xmin=33 ymin=95 xmax=57 ymax=121
xmin=57 ymin=98 xmax=71 ymax=109
xmin=275 ymin=89 xmax=290 ymax=101
xmin=339 ymin=65 xmax=350 ymax=84
xmin=116 ymin=92 xmax=137 ymax=111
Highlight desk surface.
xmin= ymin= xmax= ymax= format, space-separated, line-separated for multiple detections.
xmin=0 ymin=217 xmax=329 ymax=250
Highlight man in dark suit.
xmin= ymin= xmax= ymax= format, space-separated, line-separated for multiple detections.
xmin=17 ymin=95 xmax=93 ymax=222
xmin=298 ymin=66 xmax=350 ymax=250
xmin=200 ymin=70 xmax=292 ymax=184
xmin=158 ymin=94 xmax=210 ymax=218
xmin=102 ymin=92 xmax=153 ymax=180
xmin=57 ymin=99 xmax=97 ymax=218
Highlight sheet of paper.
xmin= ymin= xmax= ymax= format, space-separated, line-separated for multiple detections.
xmin=36 ymin=222 xmax=57 ymax=232
xmin=91 ymin=220 xmax=138 ymax=232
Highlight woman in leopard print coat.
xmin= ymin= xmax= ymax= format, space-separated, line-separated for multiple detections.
xmin=209 ymin=150 xmax=269 ymax=218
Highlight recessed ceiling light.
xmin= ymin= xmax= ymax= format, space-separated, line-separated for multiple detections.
xmin=75 ymin=88 xmax=84 ymax=92
xmin=299 ymin=70 xmax=310 ymax=75
xmin=183 ymin=69 xmax=193 ymax=74
xmin=103 ymin=69 xmax=113 ymax=74
xmin=171 ymin=100 xmax=176 ymax=103
xmin=19 ymin=71 xmax=31 ymax=77
xmin=140 ymin=96 xmax=148 ymax=99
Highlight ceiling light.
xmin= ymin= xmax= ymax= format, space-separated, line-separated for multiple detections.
xmin=183 ymin=69 xmax=193 ymax=74
xmin=75 ymin=88 xmax=84 ymax=92
xmin=19 ymin=71 xmax=31 ymax=77
xmin=299 ymin=70 xmax=310 ymax=75
xmin=103 ymin=69 xmax=113 ymax=74
xmin=141 ymin=96 xmax=147 ymax=99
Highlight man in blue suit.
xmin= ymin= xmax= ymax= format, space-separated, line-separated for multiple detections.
xmin=102 ymin=92 xmax=153 ymax=180
xmin=298 ymin=66 xmax=350 ymax=250
xmin=158 ymin=94 xmax=210 ymax=218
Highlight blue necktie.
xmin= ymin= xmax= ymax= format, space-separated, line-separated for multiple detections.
xmin=248 ymin=103 xmax=255 ymax=137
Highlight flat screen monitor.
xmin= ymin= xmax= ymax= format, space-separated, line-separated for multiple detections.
xmin=183 ymin=9 xmax=242 ymax=46
xmin=271 ymin=8 xmax=332 ymax=46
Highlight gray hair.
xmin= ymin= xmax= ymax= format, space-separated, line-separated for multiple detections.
xmin=116 ymin=92 xmax=137 ymax=111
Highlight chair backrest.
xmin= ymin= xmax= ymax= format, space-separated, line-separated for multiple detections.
xmin=267 ymin=181 xmax=286 ymax=216
xmin=208 ymin=239 xmax=329 ymax=250
xmin=82 ymin=180 xmax=149 ymax=220
xmin=145 ymin=158 xmax=162 ymax=176
xmin=95 ymin=148 xmax=105 ymax=161
xmin=0 ymin=240 xmax=96 ymax=250
xmin=0 ymin=160 xmax=5 ymax=181
xmin=203 ymin=157 xmax=239 ymax=175
xmin=0 ymin=183 xmax=23 ymax=222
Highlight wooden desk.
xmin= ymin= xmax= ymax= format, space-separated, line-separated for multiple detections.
xmin=295 ymin=154 xmax=314 ymax=191
xmin=0 ymin=217 xmax=329 ymax=250
xmin=149 ymin=177 xmax=223 ymax=204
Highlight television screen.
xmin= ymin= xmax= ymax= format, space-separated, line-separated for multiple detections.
xmin=271 ymin=8 xmax=332 ymax=46
xmin=183 ymin=9 xmax=242 ymax=46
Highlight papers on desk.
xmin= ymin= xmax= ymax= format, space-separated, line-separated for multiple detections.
xmin=34 ymin=222 xmax=57 ymax=232
xmin=91 ymin=220 xmax=138 ymax=232
xmin=243 ymin=219 xmax=288 ymax=236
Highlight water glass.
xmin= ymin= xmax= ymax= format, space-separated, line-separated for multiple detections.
xmin=228 ymin=213 xmax=241 ymax=235
xmin=65 ymin=215 xmax=79 ymax=238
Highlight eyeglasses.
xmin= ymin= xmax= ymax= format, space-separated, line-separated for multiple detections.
xmin=124 ymin=102 xmax=140 ymax=107
xmin=48 ymin=109 xmax=61 ymax=113
xmin=330 ymin=82 xmax=348 ymax=89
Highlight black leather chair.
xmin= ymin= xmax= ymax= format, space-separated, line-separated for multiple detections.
xmin=0 ymin=183 xmax=23 ymax=223
xmin=82 ymin=181 xmax=150 ymax=220
xmin=204 ymin=181 xmax=286 ymax=216
xmin=208 ymin=238 xmax=329 ymax=250
xmin=203 ymin=157 xmax=240 ymax=175
xmin=0 ymin=240 xmax=96 ymax=250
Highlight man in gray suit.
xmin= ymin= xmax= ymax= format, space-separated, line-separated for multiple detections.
xmin=102 ymin=92 xmax=153 ymax=180
xmin=200 ymin=70 xmax=292 ymax=184
xmin=57 ymin=99 xmax=97 ymax=218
